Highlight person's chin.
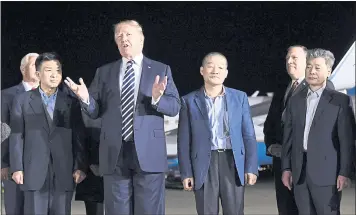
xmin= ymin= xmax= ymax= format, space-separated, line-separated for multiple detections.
xmin=49 ymin=84 xmax=59 ymax=89
xmin=306 ymin=79 xmax=318 ymax=85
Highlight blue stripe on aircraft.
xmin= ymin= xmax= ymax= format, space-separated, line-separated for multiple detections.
xmin=347 ymin=87 xmax=355 ymax=95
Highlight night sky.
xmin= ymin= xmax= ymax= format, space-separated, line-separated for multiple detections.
xmin=2 ymin=2 xmax=355 ymax=96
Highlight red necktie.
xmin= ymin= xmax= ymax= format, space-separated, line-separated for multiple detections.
xmin=291 ymin=81 xmax=298 ymax=92
xmin=285 ymin=81 xmax=299 ymax=107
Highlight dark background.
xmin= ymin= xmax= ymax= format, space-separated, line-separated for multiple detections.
xmin=2 ymin=2 xmax=356 ymax=96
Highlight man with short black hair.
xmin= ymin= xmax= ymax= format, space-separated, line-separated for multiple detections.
xmin=9 ymin=52 xmax=87 ymax=215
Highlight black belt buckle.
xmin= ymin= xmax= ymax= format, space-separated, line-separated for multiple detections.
xmin=123 ymin=139 xmax=134 ymax=144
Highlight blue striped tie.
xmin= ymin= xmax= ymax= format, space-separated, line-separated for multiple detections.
xmin=121 ymin=60 xmax=135 ymax=141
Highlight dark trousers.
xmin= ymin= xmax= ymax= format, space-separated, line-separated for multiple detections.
xmin=3 ymin=179 xmax=24 ymax=215
xmin=273 ymin=157 xmax=298 ymax=215
xmin=23 ymin=164 xmax=73 ymax=215
xmin=194 ymin=150 xmax=244 ymax=215
xmin=84 ymin=201 xmax=104 ymax=215
xmin=103 ymin=141 xmax=165 ymax=215
xmin=294 ymin=153 xmax=341 ymax=215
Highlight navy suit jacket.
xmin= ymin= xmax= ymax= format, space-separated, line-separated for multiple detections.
xmin=177 ymin=87 xmax=258 ymax=190
xmin=1 ymin=83 xmax=25 ymax=168
xmin=82 ymin=56 xmax=180 ymax=174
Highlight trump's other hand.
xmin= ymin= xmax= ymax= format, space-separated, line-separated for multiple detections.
xmin=64 ymin=77 xmax=89 ymax=102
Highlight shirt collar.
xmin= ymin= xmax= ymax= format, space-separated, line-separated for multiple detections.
xmin=292 ymin=76 xmax=305 ymax=85
xmin=307 ymin=85 xmax=325 ymax=98
xmin=39 ymin=87 xmax=58 ymax=99
xmin=122 ymin=53 xmax=144 ymax=67
xmin=203 ymin=86 xmax=226 ymax=98
xmin=22 ymin=81 xmax=37 ymax=91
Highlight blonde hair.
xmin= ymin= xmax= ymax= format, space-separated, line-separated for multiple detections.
xmin=113 ymin=20 xmax=144 ymax=35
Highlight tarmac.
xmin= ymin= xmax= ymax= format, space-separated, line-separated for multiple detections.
xmin=1 ymin=172 xmax=355 ymax=214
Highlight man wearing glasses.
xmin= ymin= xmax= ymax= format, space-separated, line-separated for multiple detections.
xmin=177 ymin=52 xmax=258 ymax=215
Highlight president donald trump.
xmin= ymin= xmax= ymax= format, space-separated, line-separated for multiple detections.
xmin=65 ymin=20 xmax=180 ymax=215
xmin=177 ymin=52 xmax=258 ymax=215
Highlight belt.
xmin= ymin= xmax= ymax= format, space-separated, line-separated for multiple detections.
xmin=213 ymin=149 xmax=232 ymax=153
xmin=122 ymin=139 xmax=134 ymax=144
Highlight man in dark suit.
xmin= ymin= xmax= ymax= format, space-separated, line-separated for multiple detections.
xmin=177 ymin=52 xmax=258 ymax=215
xmin=263 ymin=45 xmax=335 ymax=215
xmin=9 ymin=52 xmax=87 ymax=215
xmin=65 ymin=20 xmax=180 ymax=215
xmin=281 ymin=48 xmax=355 ymax=215
xmin=1 ymin=52 xmax=39 ymax=215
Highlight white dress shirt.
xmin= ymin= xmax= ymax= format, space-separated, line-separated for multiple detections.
xmin=22 ymin=81 xmax=36 ymax=92
xmin=119 ymin=54 xmax=144 ymax=108
xmin=84 ymin=54 xmax=160 ymax=106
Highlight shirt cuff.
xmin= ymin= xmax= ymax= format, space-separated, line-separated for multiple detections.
xmin=151 ymin=96 xmax=162 ymax=106
xmin=82 ymin=98 xmax=90 ymax=106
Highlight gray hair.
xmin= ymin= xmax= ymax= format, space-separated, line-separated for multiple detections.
xmin=201 ymin=52 xmax=228 ymax=68
xmin=307 ymin=48 xmax=335 ymax=70
xmin=20 ymin=53 xmax=39 ymax=71
xmin=287 ymin=45 xmax=308 ymax=56
xmin=113 ymin=20 xmax=144 ymax=35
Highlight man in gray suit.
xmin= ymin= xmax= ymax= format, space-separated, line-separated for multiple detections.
xmin=264 ymin=45 xmax=335 ymax=215
xmin=281 ymin=48 xmax=355 ymax=215
xmin=10 ymin=52 xmax=87 ymax=215
xmin=1 ymin=52 xmax=39 ymax=215
xmin=65 ymin=20 xmax=180 ymax=215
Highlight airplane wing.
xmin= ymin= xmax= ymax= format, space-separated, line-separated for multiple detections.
xmin=329 ymin=41 xmax=355 ymax=91
xmin=251 ymin=91 xmax=260 ymax=97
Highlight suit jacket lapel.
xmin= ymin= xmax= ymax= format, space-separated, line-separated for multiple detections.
xmin=194 ymin=87 xmax=211 ymax=131
xmin=107 ymin=60 xmax=123 ymax=115
xmin=133 ymin=57 xmax=152 ymax=129
xmin=29 ymin=89 xmax=50 ymax=133
xmin=16 ymin=83 xmax=26 ymax=94
xmin=283 ymin=79 xmax=307 ymax=107
xmin=113 ymin=59 xmax=122 ymax=92
xmin=293 ymin=79 xmax=307 ymax=96
xmin=137 ymin=56 xmax=153 ymax=107
xmin=297 ymin=88 xmax=308 ymax=129
xmin=225 ymin=88 xmax=236 ymax=130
